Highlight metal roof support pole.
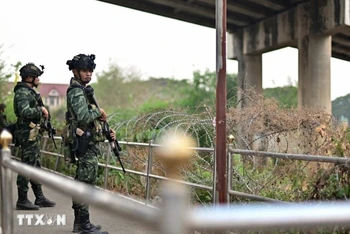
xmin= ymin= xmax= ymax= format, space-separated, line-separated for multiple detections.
xmin=215 ymin=0 xmax=227 ymax=204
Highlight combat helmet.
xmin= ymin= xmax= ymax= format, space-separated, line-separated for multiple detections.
xmin=66 ymin=54 xmax=96 ymax=71
xmin=19 ymin=63 xmax=44 ymax=79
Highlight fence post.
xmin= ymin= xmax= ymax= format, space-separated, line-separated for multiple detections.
xmin=104 ymin=142 xmax=111 ymax=190
xmin=42 ymin=137 xmax=48 ymax=152
xmin=54 ymin=140 xmax=62 ymax=171
xmin=157 ymin=131 xmax=195 ymax=234
xmin=0 ymin=130 xmax=14 ymax=234
xmin=212 ymin=143 xmax=217 ymax=204
xmin=145 ymin=140 xmax=153 ymax=204
xmin=159 ymin=180 xmax=189 ymax=234
xmin=227 ymin=135 xmax=235 ymax=203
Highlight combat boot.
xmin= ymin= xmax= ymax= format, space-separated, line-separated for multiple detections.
xmin=32 ymin=184 xmax=56 ymax=207
xmin=16 ymin=188 xmax=40 ymax=210
xmin=72 ymin=209 xmax=81 ymax=233
xmin=79 ymin=214 xmax=107 ymax=234
xmin=72 ymin=209 xmax=80 ymax=233
xmin=73 ymin=210 xmax=101 ymax=233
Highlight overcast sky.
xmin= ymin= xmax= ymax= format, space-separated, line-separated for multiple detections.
xmin=0 ymin=0 xmax=349 ymax=100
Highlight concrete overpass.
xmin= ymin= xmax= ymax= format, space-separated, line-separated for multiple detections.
xmin=97 ymin=0 xmax=350 ymax=113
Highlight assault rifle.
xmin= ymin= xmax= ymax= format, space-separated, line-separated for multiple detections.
xmin=36 ymin=94 xmax=57 ymax=149
xmin=85 ymin=86 xmax=125 ymax=173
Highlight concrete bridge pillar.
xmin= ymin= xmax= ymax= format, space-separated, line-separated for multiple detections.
xmin=233 ymin=30 xmax=263 ymax=108
xmin=227 ymin=0 xmax=345 ymax=114
xmin=298 ymin=34 xmax=332 ymax=113
xmin=232 ymin=30 xmax=264 ymax=150
xmin=296 ymin=0 xmax=334 ymax=114
xmin=245 ymin=54 xmax=263 ymax=97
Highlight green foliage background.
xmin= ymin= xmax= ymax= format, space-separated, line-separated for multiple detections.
xmin=264 ymin=85 xmax=298 ymax=108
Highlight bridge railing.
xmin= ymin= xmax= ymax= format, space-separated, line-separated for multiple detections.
xmin=3 ymin=130 xmax=350 ymax=234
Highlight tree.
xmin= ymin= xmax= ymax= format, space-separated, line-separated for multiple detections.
xmin=0 ymin=46 xmax=19 ymax=123
xmin=263 ymin=85 xmax=297 ymax=108
xmin=93 ymin=63 xmax=144 ymax=112
xmin=3 ymin=62 xmax=22 ymax=123
xmin=93 ymin=64 xmax=239 ymax=114
xmin=177 ymin=69 xmax=237 ymax=108
xmin=0 ymin=45 xmax=13 ymax=102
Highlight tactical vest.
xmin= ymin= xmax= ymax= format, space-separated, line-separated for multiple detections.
xmin=14 ymin=83 xmax=42 ymax=125
xmin=64 ymin=80 xmax=105 ymax=143
xmin=13 ymin=83 xmax=44 ymax=144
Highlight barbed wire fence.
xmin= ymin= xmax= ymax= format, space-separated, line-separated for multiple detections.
xmin=92 ymin=89 xmax=350 ymax=207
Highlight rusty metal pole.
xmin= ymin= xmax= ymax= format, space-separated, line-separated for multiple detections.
xmin=215 ymin=0 xmax=227 ymax=204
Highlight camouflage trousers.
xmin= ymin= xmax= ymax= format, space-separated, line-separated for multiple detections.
xmin=72 ymin=143 xmax=100 ymax=216
xmin=16 ymin=138 xmax=42 ymax=193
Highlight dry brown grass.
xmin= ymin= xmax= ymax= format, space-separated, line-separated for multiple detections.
xmin=104 ymin=89 xmax=350 ymax=204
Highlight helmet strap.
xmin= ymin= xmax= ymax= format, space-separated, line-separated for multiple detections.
xmin=75 ymin=69 xmax=89 ymax=85
xmin=74 ymin=69 xmax=82 ymax=81
xmin=23 ymin=77 xmax=37 ymax=88
xmin=30 ymin=77 xmax=38 ymax=88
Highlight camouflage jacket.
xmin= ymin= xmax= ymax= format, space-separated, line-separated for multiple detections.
xmin=66 ymin=77 xmax=102 ymax=132
xmin=0 ymin=111 xmax=7 ymax=132
xmin=13 ymin=82 xmax=42 ymax=129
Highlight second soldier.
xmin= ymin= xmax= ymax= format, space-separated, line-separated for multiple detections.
xmin=14 ymin=63 xmax=56 ymax=210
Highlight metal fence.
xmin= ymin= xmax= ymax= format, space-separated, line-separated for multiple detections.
xmin=40 ymin=137 xmax=217 ymax=204
xmin=38 ymin=137 xmax=289 ymax=204
xmin=41 ymin=136 xmax=350 ymax=204
xmin=3 ymin=131 xmax=350 ymax=234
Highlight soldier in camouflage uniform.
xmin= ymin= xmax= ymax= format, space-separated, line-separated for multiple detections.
xmin=13 ymin=63 xmax=56 ymax=210
xmin=0 ymin=103 xmax=7 ymax=133
xmin=66 ymin=54 xmax=113 ymax=234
